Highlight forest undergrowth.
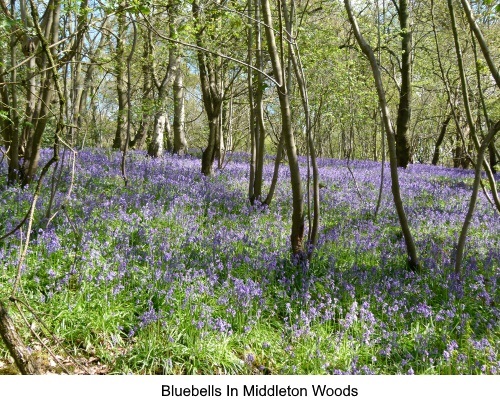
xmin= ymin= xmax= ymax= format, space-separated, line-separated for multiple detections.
xmin=0 ymin=148 xmax=499 ymax=374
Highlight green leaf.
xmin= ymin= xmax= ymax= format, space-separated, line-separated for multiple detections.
xmin=138 ymin=4 xmax=150 ymax=15
xmin=0 ymin=110 xmax=12 ymax=124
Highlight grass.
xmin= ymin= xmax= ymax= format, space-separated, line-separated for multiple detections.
xmin=0 ymin=148 xmax=499 ymax=374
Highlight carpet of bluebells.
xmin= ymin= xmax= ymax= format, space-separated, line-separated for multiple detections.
xmin=0 ymin=148 xmax=499 ymax=374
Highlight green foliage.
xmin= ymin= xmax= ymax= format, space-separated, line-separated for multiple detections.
xmin=1 ymin=148 xmax=500 ymax=375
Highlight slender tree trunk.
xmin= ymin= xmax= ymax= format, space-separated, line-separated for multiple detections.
xmin=253 ymin=0 xmax=266 ymax=199
xmin=453 ymin=131 xmax=462 ymax=168
xmin=22 ymin=76 xmax=54 ymax=185
xmin=173 ymin=67 xmax=187 ymax=154
xmin=193 ymin=0 xmax=223 ymax=175
xmin=218 ymin=102 xmax=226 ymax=167
xmin=431 ymin=0 xmax=469 ymax=169
xmin=130 ymin=27 xmax=153 ymax=149
xmin=374 ymin=109 xmax=386 ymax=220
xmin=19 ymin=0 xmax=35 ymax=158
xmin=373 ymin=109 xmax=378 ymax=161
xmin=489 ymin=144 xmax=498 ymax=173
xmin=7 ymin=0 xmax=20 ymax=184
xmin=68 ymin=0 xmax=90 ymax=148
xmin=0 ymin=65 xmax=19 ymax=185
xmin=432 ymin=115 xmax=452 ymax=165
xmin=373 ymin=0 xmax=385 ymax=221
xmin=469 ymin=23 xmax=497 ymax=174
xmin=21 ymin=0 xmax=61 ymax=186
xmin=261 ymin=0 xmax=304 ymax=255
xmin=448 ymin=0 xmax=500 ymax=212
xmin=344 ymin=0 xmax=419 ymax=270
xmin=458 ymin=0 xmax=500 ymax=89
xmin=147 ymin=10 xmax=179 ymax=158
xmin=112 ymin=3 xmax=127 ymax=150
xmin=247 ymin=0 xmax=256 ymax=203
xmin=76 ymin=19 xmax=110 ymax=148
xmin=395 ymin=0 xmax=412 ymax=168
xmin=225 ymin=87 xmax=234 ymax=153
xmin=70 ymin=56 xmax=84 ymax=146
xmin=121 ymin=18 xmax=137 ymax=186
xmin=448 ymin=0 xmax=476 ymax=151
xmin=282 ymin=0 xmax=320 ymax=251
xmin=263 ymin=135 xmax=284 ymax=206
xmin=455 ymin=120 xmax=500 ymax=273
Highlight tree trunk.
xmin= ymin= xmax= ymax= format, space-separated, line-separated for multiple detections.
xmin=147 ymin=2 xmax=180 ymax=158
xmin=453 ymin=131 xmax=462 ymax=168
xmin=68 ymin=0 xmax=90 ymax=149
xmin=373 ymin=109 xmax=378 ymax=161
xmin=455 ymin=120 xmax=500 ymax=273
xmin=112 ymin=3 xmax=127 ymax=150
xmin=489 ymin=143 xmax=498 ymax=174
xmin=69 ymin=19 xmax=108 ymax=148
xmin=432 ymin=114 xmax=451 ymax=165
xmin=130 ymin=25 xmax=153 ymax=149
xmin=253 ymin=0 xmax=266 ymax=200
xmin=165 ymin=116 xmax=173 ymax=153
xmin=0 ymin=64 xmax=19 ymax=185
xmin=459 ymin=0 xmax=500 ymax=89
xmin=148 ymin=112 xmax=167 ymax=157
xmin=344 ymin=0 xmax=419 ymax=270
xmin=173 ymin=67 xmax=187 ymax=154
xmin=282 ymin=0 xmax=320 ymax=251
xmin=395 ymin=0 xmax=412 ymax=168
xmin=17 ymin=0 xmax=61 ymax=186
xmin=201 ymin=117 xmax=219 ymax=175
xmin=224 ymin=86 xmax=234 ymax=153
xmin=6 ymin=0 xmax=20 ymax=185
xmin=247 ymin=0 xmax=256 ymax=203
xmin=261 ymin=0 xmax=304 ymax=255
xmin=0 ymin=300 xmax=40 ymax=374
xmin=263 ymin=135 xmax=284 ymax=206
xmin=20 ymin=48 xmax=36 ymax=158
xmin=448 ymin=0 xmax=500 ymax=212
xmin=21 ymin=75 xmax=54 ymax=186
xmin=193 ymin=0 xmax=224 ymax=176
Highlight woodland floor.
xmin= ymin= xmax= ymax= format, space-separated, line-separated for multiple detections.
xmin=0 ymin=149 xmax=499 ymax=374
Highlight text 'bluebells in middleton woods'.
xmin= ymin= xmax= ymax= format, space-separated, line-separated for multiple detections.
xmin=161 ymin=384 xmax=358 ymax=398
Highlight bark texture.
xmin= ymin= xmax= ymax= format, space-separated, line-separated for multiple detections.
xmin=0 ymin=300 xmax=40 ymax=374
